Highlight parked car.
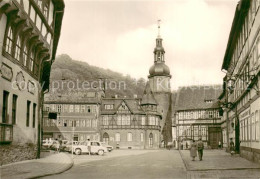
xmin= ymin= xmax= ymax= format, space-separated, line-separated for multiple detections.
xmin=63 ymin=141 xmax=79 ymax=152
xmin=50 ymin=140 xmax=60 ymax=150
xmin=42 ymin=140 xmax=55 ymax=149
xmin=100 ymin=142 xmax=113 ymax=152
xmin=72 ymin=141 xmax=108 ymax=155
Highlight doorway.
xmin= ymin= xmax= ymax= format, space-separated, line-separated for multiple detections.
xmin=208 ymin=127 xmax=222 ymax=149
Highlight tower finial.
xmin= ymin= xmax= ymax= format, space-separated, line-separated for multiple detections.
xmin=157 ymin=19 xmax=161 ymax=38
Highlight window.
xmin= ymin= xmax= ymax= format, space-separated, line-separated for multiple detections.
xmin=76 ymin=120 xmax=80 ymax=127
xmin=140 ymin=133 xmax=144 ymax=142
xmin=252 ymin=113 xmax=255 ymax=140
xmin=141 ymin=116 xmax=146 ymax=125
xmin=81 ymin=120 xmax=86 ymax=127
xmin=92 ymin=119 xmax=97 ymax=127
xmin=127 ymin=132 xmax=132 ymax=142
xmin=209 ymin=111 xmax=213 ymax=118
xmin=256 ymin=111 xmax=259 ymax=140
xmin=23 ymin=45 xmax=28 ymax=67
xmin=87 ymin=106 xmax=91 ymax=113
xmin=15 ymin=36 xmax=21 ymax=61
xmin=69 ymin=105 xmax=74 ymax=112
xmin=117 ymin=115 xmax=122 ymax=125
xmin=121 ymin=115 xmax=130 ymax=125
xmin=43 ymin=0 xmax=49 ymax=18
xmin=2 ymin=91 xmax=9 ymax=123
xmin=75 ymin=105 xmax=80 ymax=113
xmin=12 ymin=95 xmax=18 ymax=124
xmin=201 ymin=128 xmax=206 ymax=136
xmin=149 ymin=116 xmax=156 ymax=125
xmin=33 ymin=103 xmax=36 ymax=128
xmin=26 ymin=101 xmax=31 ymax=127
xmin=105 ymin=104 xmax=113 ymax=110
xmin=81 ymin=105 xmax=85 ymax=113
xmin=115 ymin=133 xmax=120 ymax=142
xmin=103 ymin=116 xmax=109 ymax=125
xmin=29 ymin=48 xmax=35 ymax=72
xmin=57 ymin=105 xmax=62 ymax=112
xmin=64 ymin=120 xmax=67 ymax=127
xmin=194 ymin=127 xmax=198 ymax=136
xmin=86 ymin=119 xmax=90 ymax=127
xmin=240 ymin=121 xmax=243 ymax=141
xmin=30 ymin=6 xmax=36 ymax=22
xmin=245 ymin=118 xmax=248 ymax=141
xmin=5 ymin=27 xmax=13 ymax=54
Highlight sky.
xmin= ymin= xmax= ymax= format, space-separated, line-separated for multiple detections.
xmin=57 ymin=0 xmax=238 ymax=90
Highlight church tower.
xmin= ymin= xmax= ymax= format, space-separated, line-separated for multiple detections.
xmin=147 ymin=20 xmax=172 ymax=146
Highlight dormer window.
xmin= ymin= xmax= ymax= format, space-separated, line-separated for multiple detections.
xmin=204 ymin=100 xmax=213 ymax=103
xmin=105 ymin=104 xmax=114 ymax=110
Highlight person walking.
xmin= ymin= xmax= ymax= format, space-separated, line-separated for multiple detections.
xmin=230 ymin=138 xmax=235 ymax=156
xmin=87 ymin=139 xmax=91 ymax=155
xmin=55 ymin=139 xmax=60 ymax=153
xmin=197 ymin=137 xmax=204 ymax=161
xmin=218 ymin=141 xmax=221 ymax=149
xmin=190 ymin=140 xmax=197 ymax=161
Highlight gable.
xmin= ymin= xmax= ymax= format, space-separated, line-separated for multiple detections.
xmin=117 ymin=101 xmax=131 ymax=114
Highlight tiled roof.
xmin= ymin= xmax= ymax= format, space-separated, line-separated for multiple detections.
xmin=174 ymin=85 xmax=222 ymax=111
xmin=44 ymin=88 xmax=103 ymax=104
xmin=101 ymin=98 xmax=146 ymax=115
xmin=141 ymin=82 xmax=157 ymax=105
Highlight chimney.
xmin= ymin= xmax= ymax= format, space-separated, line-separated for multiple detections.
xmin=115 ymin=94 xmax=118 ymax=98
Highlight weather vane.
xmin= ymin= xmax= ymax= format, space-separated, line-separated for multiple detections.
xmin=157 ymin=19 xmax=161 ymax=37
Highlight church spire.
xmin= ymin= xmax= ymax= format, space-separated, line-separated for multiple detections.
xmin=154 ymin=20 xmax=165 ymax=63
xmin=157 ymin=19 xmax=161 ymax=38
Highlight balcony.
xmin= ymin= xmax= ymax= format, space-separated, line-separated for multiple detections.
xmin=101 ymin=125 xmax=161 ymax=130
xmin=0 ymin=123 xmax=13 ymax=144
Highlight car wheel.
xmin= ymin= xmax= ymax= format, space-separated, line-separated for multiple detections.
xmin=98 ymin=150 xmax=104 ymax=155
xmin=75 ymin=148 xmax=82 ymax=155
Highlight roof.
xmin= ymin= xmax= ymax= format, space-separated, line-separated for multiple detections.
xmin=44 ymin=88 xmax=103 ymax=104
xmin=101 ymin=98 xmax=146 ymax=115
xmin=174 ymin=85 xmax=222 ymax=111
xmin=141 ymin=82 xmax=157 ymax=105
xmin=221 ymin=0 xmax=250 ymax=70
xmin=149 ymin=62 xmax=171 ymax=77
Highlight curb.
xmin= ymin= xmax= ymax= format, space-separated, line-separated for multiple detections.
xmin=29 ymin=157 xmax=74 ymax=179
xmin=178 ymin=149 xmax=189 ymax=171
xmin=0 ymin=153 xmax=74 ymax=179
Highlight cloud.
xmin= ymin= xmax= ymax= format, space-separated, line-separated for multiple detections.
xmin=57 ymin=0 xmax=237 ymax=90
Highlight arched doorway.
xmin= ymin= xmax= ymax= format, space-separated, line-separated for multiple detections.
xmin=103 ymin=132 xmax=109 ymax=144
xmin=149 ymin=133 xmax=153 ymax=148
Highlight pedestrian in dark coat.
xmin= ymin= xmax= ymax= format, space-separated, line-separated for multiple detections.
xmin=197 ymin=137 xmax=204 ymax=161
xmin=190 ymin=140 xmax=197 ymax=161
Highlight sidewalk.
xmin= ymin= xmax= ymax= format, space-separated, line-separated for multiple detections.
xmin=0 ymin=152 xmax=73 ymax=179
xmin=179 ymin=149 xmax=260 ymax=171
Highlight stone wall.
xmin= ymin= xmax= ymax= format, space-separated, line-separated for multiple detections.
xmin=0 ymin=143 xmax=37 ymax=166
xmin=240 ymin=147 xmax=260 ymax=164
